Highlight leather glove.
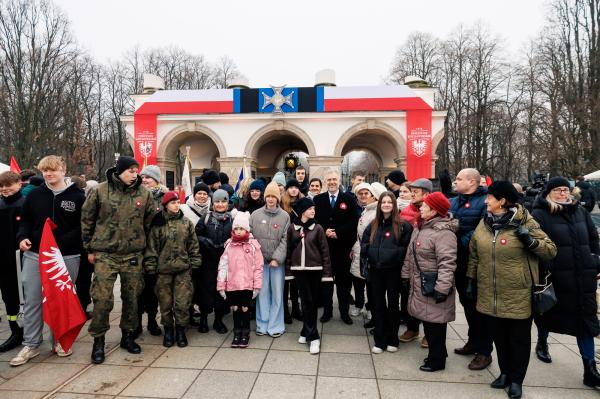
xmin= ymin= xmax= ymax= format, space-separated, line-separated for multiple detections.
xmin=252 ymin=289 xmax=260 ymax=299
xmin=401 ymin=278 xmax=410 ymax=292
xmin=465 ymin=278 xmax=476 ymax=301
xmin=219 ymin=290 xmax=227 ymax=300
xmin=434 ymin=290 xmax=448 ymax=303
xmin=516 ymin=226 xmax=538 ymax=248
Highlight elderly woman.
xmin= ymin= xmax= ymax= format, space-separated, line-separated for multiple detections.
xmin=532 ymin=177 xmax=600 ymax=388
xmin=467 ymin=181 xmax=556 ymax=399
xmin=402 ymin=192 xmax=458 ymax=372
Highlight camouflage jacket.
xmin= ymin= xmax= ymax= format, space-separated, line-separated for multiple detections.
xmin=144 ymin=209 xmax=202 ymax=274
xmin=146 ymin=185 xmax=168 ymax=212
xmin=81 ymin=167 xmax=156 ymax=255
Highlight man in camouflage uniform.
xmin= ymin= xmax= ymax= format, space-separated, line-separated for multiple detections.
xmin=144 ymin=191 xmax=202 ymax=347
xmin=81 ymin=156 xmax=156 ymax=364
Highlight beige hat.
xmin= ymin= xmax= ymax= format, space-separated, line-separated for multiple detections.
xmin=264 ymin=181 xmax=281 ymax=202
xmin=370 ymin=182 xmax=387 ymax=200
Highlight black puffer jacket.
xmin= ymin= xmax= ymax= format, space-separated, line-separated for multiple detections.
xmin=361 ymin=216 xmax=413 ymax=269
xmin=532 ymin=196 xmax=600 ymax=337
xmin=195 ymin=211 xmax=233 ymax=269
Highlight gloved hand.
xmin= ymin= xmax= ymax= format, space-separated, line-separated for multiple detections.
xmin=401 ymin=278 xmax=410 ymax=292
xmin=219 ymin=290 xmax=227 ymax=300
xmin=465 ymin=278 xmax=476 ymax=301
xmin=434 ymin=290 xmax=448 ymax=303
xmin=252 ymin=289 xmax=260 ymax=299
xmin=516 ymin=226 xmax=538 ymax=248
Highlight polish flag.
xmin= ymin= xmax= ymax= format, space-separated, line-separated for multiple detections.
xmin=39 ymin=218 xmax=86 ymax=352
xmin=10 ymin=156 xmax=21 ymax=173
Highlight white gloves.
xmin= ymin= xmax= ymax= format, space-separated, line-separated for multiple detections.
xmin=252 ymin=289 xmax=260 ymax=299
xmin=219 ymin=290 xmax=227 ymax=300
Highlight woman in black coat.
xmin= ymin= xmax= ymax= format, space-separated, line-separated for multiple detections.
xmin=531 ymin=177 xmax=600 ymax=388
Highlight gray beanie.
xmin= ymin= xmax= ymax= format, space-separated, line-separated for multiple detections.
xmin=212 ymin=188 xmax=229 ymax=203
xmin=409 ymin=178 xmax=433 ymax=193
xmin=140 ymin=165 xmax=161 ymax=184
xmin=272 ymin=171 xmax=286 ymax=187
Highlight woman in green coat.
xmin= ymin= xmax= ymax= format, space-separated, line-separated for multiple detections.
xmin=467 ymin=181 xmax=556 ymax=399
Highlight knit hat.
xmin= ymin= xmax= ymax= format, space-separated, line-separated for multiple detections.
xmin=353 ymin=182 xmax=372 ymax=195
xmin=409 ymin=178 xmax=433 ymax=193
xmin=161 ymin=191 xmax=179 ymax=206
xmin=285 ymin=178 xmax=300 ymax=190
xmin=140 ymin=165 xmax=161 ymax=184
xmin=272 ymin=171 xmax=286 ymax=187
xmin=249 ymin=179 xmax=266 ymax=192
xmin=487 ymin=180 xmax=520 ymax=205
xmin=423 ymin=192 xmax=451 ymax=217
xmin=542 ymin=176 xmax=571 ymax=197
xmin=193 ymin=182 xmax=210 ymax=196
xmin=219 ymin=172 xmax=229 ymax=185
xmin=293 ymin=197 xmax=315 ymax=216
xmin=232 ymin=211 xmax=250 ymax=231
xmin=370 ymin=182 xmax=387 ymax=200
xmin=264 ymin=181 xmax=281 ymax=202
xmin=212 ymin=188 xmax=229 ymax=203
xmin=201 ymin=170 xmax=220 ymax=185
xmin=388 ymin=170 xmax=407 ymax=185
xmin=115 ymin=156 xmax=139 ymax=176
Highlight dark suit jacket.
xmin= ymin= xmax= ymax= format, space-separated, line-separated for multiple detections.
xmin=314 ymin=191 xmax=359 ymax=250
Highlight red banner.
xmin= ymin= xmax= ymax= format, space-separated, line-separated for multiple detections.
xmin=134 ymin=114 xmax=157 ymax=167
xmin=10 ymin=156 xmax=21 ymax=173
xmin=406 ymin=109 xmax=433 ymax=180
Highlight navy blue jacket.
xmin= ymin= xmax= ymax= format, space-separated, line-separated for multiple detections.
xmin=449 ymin=186 xmax=487 ymax=270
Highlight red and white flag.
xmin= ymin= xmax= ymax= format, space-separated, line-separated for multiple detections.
xmin=39 ymin=218 xmax=86 ymax=352
xmin=10 ymin=156 xmax=21 ymax=173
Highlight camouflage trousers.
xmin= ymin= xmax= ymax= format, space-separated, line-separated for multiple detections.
xmin=155 ymin=269 xmax=193 ymax=327
xmin=88 ymin=252 xmax=144 ymax=337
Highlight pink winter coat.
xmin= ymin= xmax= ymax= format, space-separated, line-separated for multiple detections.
xmin=217 ymin=235 xmax=264 ymax=292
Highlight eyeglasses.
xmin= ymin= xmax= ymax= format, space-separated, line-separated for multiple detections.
xmin=551 ymin=188 xmax=570 ymax=194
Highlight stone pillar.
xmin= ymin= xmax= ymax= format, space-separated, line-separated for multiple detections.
xmin=379 ymin=167 xmax=395 ymax=184
xmin=217 ymin=157 xmax=257 ymax=188
xmin=308 ymin=156 xmax=344 ymax=182
xmin=157 ymin=157 xmax=177 ymax=189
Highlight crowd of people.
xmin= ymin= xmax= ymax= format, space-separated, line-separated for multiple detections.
xmin=0 ymin=155 xmax=599 ymax=399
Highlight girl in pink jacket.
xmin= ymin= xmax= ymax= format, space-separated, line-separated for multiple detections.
xmin=217 ymin=212 xmax=264 ymax=348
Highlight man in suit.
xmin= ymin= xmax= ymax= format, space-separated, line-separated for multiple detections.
xmin=314 ymin=169 xmax=359 ymax=324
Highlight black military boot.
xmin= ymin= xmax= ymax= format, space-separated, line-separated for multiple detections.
xmin=583 ymin=358 xmax=600 ymax=387
xmin=91 ymin=336 xmax=105 ymax=364
xmin=175 ymin=325 xmax=188 ymax=348
xmin=198 ymin=313 xmax=209 ymax=333
xmin=163 ymin=326 xmax=174 ymax=347
xmin=0 ymin=321 xmax=23 ymax=352
xmin=120 ymin=330 xmax=142 ymax=354
xmin=213 ymin=312 xmax=228 ymax=334
xmin=535 ymin=337 xmax=552 ymax=363
xmin=147 ymin=315 xmax=162 ymax=336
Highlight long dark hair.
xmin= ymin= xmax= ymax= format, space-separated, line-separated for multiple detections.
xmin=369 ymin=191 xmax=402 ymax=244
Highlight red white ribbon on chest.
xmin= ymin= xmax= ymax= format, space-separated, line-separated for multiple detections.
xmin=384 ymin=232 xmax=391 ymax=238
xmin=500 ymin=238 xmax=507 ymax=245
xmin=465 ymin=203 xmax=471 ymax=209
xmin=16 ymin=215 xmax=21 ymax=221
xmin=136 ymin=201 xmax=142 ymax=208
xmin=339 ymin=202 xmax=347 ymax=210
xmin=416 ymin=241 xmax=421 ymax=247
xmin=272 ymin=223 xmax=279 ymax=229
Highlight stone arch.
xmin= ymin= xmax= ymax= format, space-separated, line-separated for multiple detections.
xmin=334 ymin=120 xmax=405 ymax=159
xmin=157 ymin=122 xmax=227 ymax=160
xmin=431 ymin=125 xmax=445 ymax=156
xmin=244 ymin=120 xmax=317 ymax=159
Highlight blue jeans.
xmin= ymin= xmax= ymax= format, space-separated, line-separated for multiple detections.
xmin=537 ymin=328 xmax=596 ymax=361
xmin=256 ymin=264 xmax=285 ymax=336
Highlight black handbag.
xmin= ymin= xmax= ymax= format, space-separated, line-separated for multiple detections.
xmin=412 ymin=242 xmax=437 ymax=297
xmin=531 ymin=270 xmax=558 ymax=315
xmin=360 ymin=254 xmax=370 ymax=280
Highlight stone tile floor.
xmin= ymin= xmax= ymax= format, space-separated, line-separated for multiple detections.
xmin=0 ymin=283 xmax=599 ymax=398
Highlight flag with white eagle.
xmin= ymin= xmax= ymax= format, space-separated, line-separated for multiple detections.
xmin=39 ymin=218 xmax=86 ymax=352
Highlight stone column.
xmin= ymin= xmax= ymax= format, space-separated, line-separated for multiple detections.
xmin=157 ymin=157 xmax=177 ymax=189
xmin=308 ymin=156 xmax=344 ymax=182
xmin=216 ymin=157 xmax=257 ymax=188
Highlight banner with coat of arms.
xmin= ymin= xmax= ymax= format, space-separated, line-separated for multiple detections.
xmin=406 ymin=109 xmax=432 ymax=181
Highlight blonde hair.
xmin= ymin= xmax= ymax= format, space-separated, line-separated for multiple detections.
xmin=235 ymin=177 xmax=253 ymax=199
xmin=281 ymin=190 xmax=304 ymax=215
xmin=37 ymin=155 xmax=65 ymax=172
xmin=545 ymin=194 xmax=566 ymax=214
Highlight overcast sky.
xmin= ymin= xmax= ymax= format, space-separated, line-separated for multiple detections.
xmin=54 ymin=0 xmax=549 ymax=88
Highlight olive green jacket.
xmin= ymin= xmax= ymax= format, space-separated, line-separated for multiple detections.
xmin=144 ymin=210 xmax=202 ymax=274
xmin=467 ymin=205 xmax=557 ymax=319
xmin=81 ymin=168 xmax=156 ymax=255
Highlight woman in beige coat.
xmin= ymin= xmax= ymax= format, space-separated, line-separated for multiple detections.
xmin=403 ymin=192 xmax=458 ymax=372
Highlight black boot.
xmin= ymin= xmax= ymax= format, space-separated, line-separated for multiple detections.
xmin=147 ymin=315 xmax=162 ymax=336
xmin=198 ymin=313 xmax=209 ymax=333
xmin=507 ymin=382 xmax=522 ymax=399
xmin=120 ymin=330 xmax=142 ymax=354
xmin=239 ymin=310 xmax=250 ymax=348
xmin=213 ymin=312 xmax=228 ymax=334
xmin=535 ymin=338 xmax=552 ymax=363
xmin=0 ymin=321 xmax=23 ymax=352
xmin=163 ymin=326 xmax=174 ymax=347
xmin=91 ymin=336 xmax=105 ymax=364
xmin=189 ymin=308 xmax=200 ymax=327
xmin=175 ymin=325 xmax=188 ymax=347
xmin=583 ymin=358 xmax=600 ymax=387
xmin=490 ymin=374 xmax=510 ymax=389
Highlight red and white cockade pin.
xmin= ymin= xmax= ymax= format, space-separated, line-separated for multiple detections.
xmin=273 ymin=223 xmax=279 ymax=229
xmin=339 ymin=202 xmax=347 ymax=210
xmin=245 ymin=249 xmax=250 ymax=253
xmin=156 ymin=207 xmax=160 ymax=212
xmin=384 ymin=232 xmax=391 ymax=238
xmin=136 ymin=201 xmax=142 ymax=207
xmin=500 ymin=238 xmax=507 ymax=245
xmin=300 ymin=232 xmax=305 ymax=238
xmin=465 ymin=203 xmax=471 ymax=208
xmin=416 ymin=241 xmax=421 ymax=247
xmin=16 ymin=216 xmax=21 ymax=221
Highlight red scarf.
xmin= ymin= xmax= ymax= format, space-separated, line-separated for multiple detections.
xmin=231 ymin=230 xmax=250 ymax=242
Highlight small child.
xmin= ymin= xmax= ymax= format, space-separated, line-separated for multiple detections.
xmin=217 ymin=212 xmax=264 ymax=348
xmin=144 ymin=191 xmax=202 ymax=348
xmin=286 ymin=197 xmax=332 ymax=354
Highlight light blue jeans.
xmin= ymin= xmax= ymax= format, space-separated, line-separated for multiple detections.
xmin=255 ymin=264 xmax=285 ymax=336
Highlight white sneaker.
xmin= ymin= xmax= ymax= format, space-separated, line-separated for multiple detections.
xmin=386 ymin=345 xmax=398 ymax=353
xmin=298 ymin=336 xmax=307 ymax=344
xmin=350 ymin=306 xmax=362 ymax=317
xmin=10 ymin=346 xmax=40 ymax=366
xmin=309 ymin=339 xmax=320 ymax=354
xmin=53 ymin=343 xmax=72 ymax=357
xmin=372 ymin=346 xmax=384 ymax=354
xmin=366 ymin=310 xmax=372 ymax=320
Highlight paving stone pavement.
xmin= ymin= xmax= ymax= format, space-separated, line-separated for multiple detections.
xmin=0 ymin=281 xmax=598 ymax=398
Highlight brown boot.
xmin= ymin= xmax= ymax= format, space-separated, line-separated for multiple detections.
xmin=399 ymin=329 xmax=419 ymax=343
xmin=468 ymin=354 xmax=492 ymax=370
xmin=420 ymin=337 xmax=429 ymax=348
xmin=454 ymin=341 xmax=476 ymax=355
